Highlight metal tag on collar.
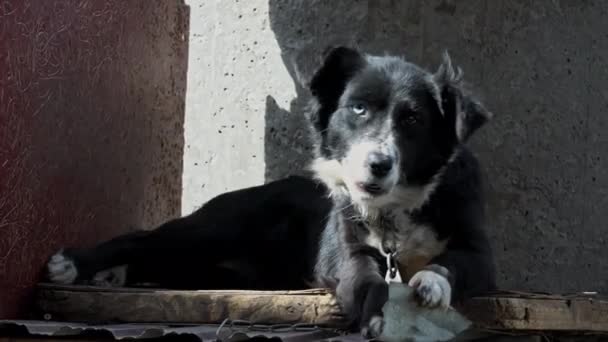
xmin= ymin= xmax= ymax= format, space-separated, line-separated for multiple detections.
xmin=384 ymin=252 xmax=402 ymax=284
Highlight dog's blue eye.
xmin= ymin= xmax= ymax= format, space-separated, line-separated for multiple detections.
xmin=351 ymin=104 xmax=367 ymax=115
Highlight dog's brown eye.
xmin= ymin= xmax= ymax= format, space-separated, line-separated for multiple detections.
xmin=403 ymin=115 xmax=418 ymax=125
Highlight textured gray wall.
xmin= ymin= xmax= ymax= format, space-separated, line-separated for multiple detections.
xmin=184 ymin=0 xmax=608 ymax=294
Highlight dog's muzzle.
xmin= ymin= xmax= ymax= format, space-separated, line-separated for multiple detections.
xmin=366 ymin=152 xmax=394 ymax=178
xmin=353 ymin=151 xmax=396 ymax=196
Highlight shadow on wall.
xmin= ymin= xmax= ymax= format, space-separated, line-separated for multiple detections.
xmin=0 ymin=0 xmax=189 ymax=318
xmin=265 ymin=1 xmax=359 ymax=182
xmin=265 ymin=0 xmax=608 ymax=295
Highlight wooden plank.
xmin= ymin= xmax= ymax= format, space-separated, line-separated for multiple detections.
xmin=37 ymin=283 xmax=330 ymax=295
xmin=36 ymin=284 xmax=344 ymax=326
xmin=36 ymin=284 xmax=608 ymax=332
xmin=460 ymin=295 xmax=608 ymax=332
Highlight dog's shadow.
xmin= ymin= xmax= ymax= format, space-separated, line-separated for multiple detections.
xmin=263 ymin=95 xmax=312 ymax=182
xmin=261 ymin=38 xmax=326 ymax=182
xmin=264 ymin=1 xmax=366 ymax=182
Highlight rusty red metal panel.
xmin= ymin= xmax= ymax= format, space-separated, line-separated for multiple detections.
xmin=0 ymin=0 xmax=189 ymax=318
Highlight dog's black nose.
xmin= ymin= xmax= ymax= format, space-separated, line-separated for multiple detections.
xmin=367 ymin=152 xmax=393 ymax=178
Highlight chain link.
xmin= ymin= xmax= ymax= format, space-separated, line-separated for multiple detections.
xmin=216 ymin=318 xmax=321 ymax=338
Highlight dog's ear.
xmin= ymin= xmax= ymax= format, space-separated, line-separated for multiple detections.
xmin=434 ymin=52 xmax=492 ymax=142
xmin=308 ymin=47 xmax=365 ymax=132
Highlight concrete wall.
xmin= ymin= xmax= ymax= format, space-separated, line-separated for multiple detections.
xmin=183 ymin=0 xmax=608 ymax=294
xmin=0 ymin=0 xmax=188 ymax=318
xmin=182 ymin=0 xmax=299 ymax=214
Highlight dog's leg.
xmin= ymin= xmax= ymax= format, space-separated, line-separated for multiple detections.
xmin=47 ymin=255 xmax=127 ymax=287
xmin=335 ymin=258 xmax=388 ymax=339
xmin=358 ymin=276 xmax=388 ymax=339
xmin=47 ymin=208 xmax=262 ymax=288
xmin=47 ymin=229 xmax=153 ymax=285
xmin=49 ymin=206 xmax=198 ymax=286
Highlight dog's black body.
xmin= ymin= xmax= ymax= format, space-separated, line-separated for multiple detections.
xmin=56 ymin=175 xmax=332 ymax=290
xmin=48 ymin=47 xmax=496 ymax=338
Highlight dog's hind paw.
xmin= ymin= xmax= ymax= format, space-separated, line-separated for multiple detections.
xmin=47 ymin=250 xmax=78 ymax=285
xmin=361 ymin=315 xmax=384 ymax=339
xmin=91 ymin=265 xmax=128 ymax=287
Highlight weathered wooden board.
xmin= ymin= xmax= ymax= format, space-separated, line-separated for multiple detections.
xmin=37 ymin=284 xmax=608 ymax=333
xmin=460 ymin=292 xmax=608 ymax=332
xmin=36 ymin=284 xmax=344 ymax=326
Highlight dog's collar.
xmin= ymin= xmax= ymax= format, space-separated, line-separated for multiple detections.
xmin=384 ymin=250 xmax=402 ymax=283
xmin=340 ymin=204 xmax=409 ymax=283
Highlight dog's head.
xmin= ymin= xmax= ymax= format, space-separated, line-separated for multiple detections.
xmin=307 ymin=47 xmax=491 ymax=212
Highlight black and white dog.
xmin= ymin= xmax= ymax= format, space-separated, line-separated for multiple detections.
xmin=47 ymin=47 xmax=496 ymax=338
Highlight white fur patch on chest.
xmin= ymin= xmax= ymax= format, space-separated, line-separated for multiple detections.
xmin=363 ymin=209 xmax=447 ymax=280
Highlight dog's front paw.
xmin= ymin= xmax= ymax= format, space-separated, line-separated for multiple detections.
xmin=47 ymin=250 xmax=78 ymax=285
xmin=361 ymin=315 xmax=384 ymax=340
xmin=408 ymin=270 xmax=451 ymax=309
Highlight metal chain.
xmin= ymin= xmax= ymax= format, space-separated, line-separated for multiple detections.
xmin=216 ymin=318 xmax=321 ymax=338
